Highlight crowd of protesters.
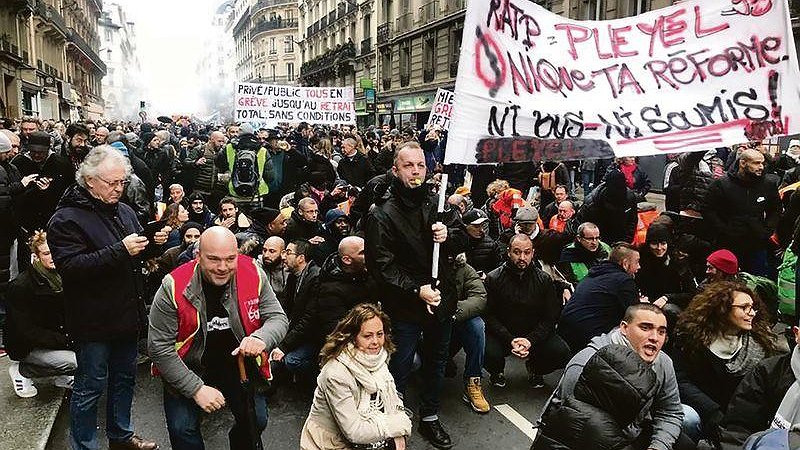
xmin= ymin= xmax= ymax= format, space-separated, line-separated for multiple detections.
xmin=2 ymin=112 xmax=800 ymax=450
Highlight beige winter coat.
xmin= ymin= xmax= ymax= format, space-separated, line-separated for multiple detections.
xmin=300 ymin=352 xmax=411 ymax=450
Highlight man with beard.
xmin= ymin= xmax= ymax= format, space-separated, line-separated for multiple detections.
xmin=314 ymin=208 xmax=351 ymax=265
xmin=61 ymin=123 xmax=91 ymax=169
xmin=558 ymin=222 xmax=612 ymax=285
xmin=704 ymin=149 xmax=780 ymax=277
xmin=214 ymin=197 xmax=252 ymax=234
xmin=483 ymin=234 xmax=570 ymax=389
xmin=11 ymin=131 xmax=73 ymax=233
xmin=257 ymin=236 xmax=289 ymax=309
xmin=236 ymin=207 xmax=286 ymax=258
xmin=186 ymin=192 xmax=216 ymax=229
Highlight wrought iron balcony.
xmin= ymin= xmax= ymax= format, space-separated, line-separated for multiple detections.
xmin=35 ymin=0 xmax=69 ymax=38
xmin=442 ymin=0 xmax=465 ymax=14
xmin=377 ymin=22 xmax=391 ymax=45
xmin=400 ymin=73 xmax=410 ymax=86
xmin=253 ymin=0 xmax=295 ymax=14
xmin=251 ymin=17 xmax=298 ymax=36
xmin=67 ymin=27 xmax=107 ymax=74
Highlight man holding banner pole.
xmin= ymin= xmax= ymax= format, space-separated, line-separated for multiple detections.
xmin=365 ymin=142 xmax=466 ymax=449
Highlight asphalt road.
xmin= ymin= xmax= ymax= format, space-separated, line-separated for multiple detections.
xmin=47 ymin=351 xmax=556 ymax=450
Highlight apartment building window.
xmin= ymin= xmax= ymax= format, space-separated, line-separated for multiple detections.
xmin=381 ymin=48 xmax=392 ymax=89
xmin=350 ymin=22 xmax=357 ymax=41
xmin=449 ymin=26 xmax=462 ymax=77
xmin=399 ymin=40 xmax=410 ymax=86
xmin=617 ymin=0 xmax=650 ymax=17
xmin=423 ymin=35 xmax=435 ymax=82
xmin=363 ymin=14 xmax=371 ymax=37
xmin=271 ymin=63 xmax=276 ymax=81
xmin=285 ymin=36 xmax=294 ymax=53
xmin=270 ymin=37 xmax=277 ymax=54
xmin=287 ymin=62 xmax=295 ymax=80
xmin=579 ymin=0 xmax=605 ymax=19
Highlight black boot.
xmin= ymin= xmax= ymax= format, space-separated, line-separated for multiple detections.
xmin=419 ymin=419 xmax=453 ymax=449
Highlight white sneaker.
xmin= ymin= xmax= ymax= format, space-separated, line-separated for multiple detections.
xmin=54 ymin=375 xmax=74 ymax=390
xmin=8 ymin=362 xmax=38 ymax=398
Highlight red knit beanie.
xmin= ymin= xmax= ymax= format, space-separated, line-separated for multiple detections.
xmin=706 ymin=249 xmax=739 ymax=275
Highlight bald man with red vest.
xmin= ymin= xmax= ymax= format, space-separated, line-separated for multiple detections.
xmin=148 ymin=226 xmax=288 ymax=450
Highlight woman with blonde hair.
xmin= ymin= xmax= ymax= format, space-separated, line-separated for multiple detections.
xmin=300 ymin=303 xmax=411 ymax=450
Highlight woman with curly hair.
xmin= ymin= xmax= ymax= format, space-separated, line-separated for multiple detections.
xmin=162 ymin=202 xmax=189 ymax=249
xmin=672 ymin=281 xmax=779 ymax=444
xmin=300 ymin=303 xmax=411 ymax=450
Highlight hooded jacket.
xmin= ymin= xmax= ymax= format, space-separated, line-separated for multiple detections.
xmin=539 ymin=329 xmax=684 ymax=450
xmin=534 ymin=345 xmax=658 ymax=450
xmin=558 ymin=260 xmax=639 ymax=352
xmin=47 ymin=185 xmax=163 ymax=341
xmin=484 ymin=261 xmax=562 ymax=348
xmin=704 ymin=171 xmax=780 ymax=253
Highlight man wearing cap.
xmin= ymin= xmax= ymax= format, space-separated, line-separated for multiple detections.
xmin=463 ymin=208 xmax=504 ymax=274
xmin=558 ymin=222 xmax=612 ymax=285
xmin=314 ymin=208 xmax=352 ymax=265
xmin=11 ymin=131 xmax=73 ymax=232
xmin=704 ymin=149 xmax=780 ymax=277
xmin=235 ymin=207 xmax=286 ymax=258
xmin=499 ymin=206 xmax=542 ymax=249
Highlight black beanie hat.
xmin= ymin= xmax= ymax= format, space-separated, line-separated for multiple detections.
xmin=250 ymin=207 xmax=281 ymax=225
xmin=645 ymin=223 xmax=672 ymax=244
xmin=141 ymin=132 xmax=157 ymax=147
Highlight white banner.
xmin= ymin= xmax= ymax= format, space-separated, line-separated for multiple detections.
xmin=426 ymin=88 xmax=456 ymax=130
xmin=235 ymin=83 xmax=356 ymax=125
xmin=445 ymin=0 xmax=800 ymax=164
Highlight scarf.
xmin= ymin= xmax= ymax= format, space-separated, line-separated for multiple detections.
xmin=709 ymin=334 xmax=742 ymax=359
xmin=620 ymin=163 xmax=637 ymax=189
xmin=33 ymin=260 xmax=63 ymax=293
xmin=707 ymin=333 xmax=765 ymax=376
xmin=774 ymin=346 xmax=800 ymax=429
xmin=336 ymin=343 xmax=402 ymax=418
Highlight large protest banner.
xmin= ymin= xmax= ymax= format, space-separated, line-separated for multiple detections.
xmin=425 ymin=88 xmax=456 ymax=130
xmin=444 ymin=0 xmax=800 ymax=164
xmin=235 ymin=83 xmax=356 ymax=125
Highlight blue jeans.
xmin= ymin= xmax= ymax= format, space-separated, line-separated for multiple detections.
xmin=681 ymin=404 xmax=703 ymax=443
xmin=389 ymin=317 xmax=453 ymax=418
xmin=163 ymin=372 xmax=269 ymax=450
xmin=283 ymin=343 xmax=319 ymax=375
xmin=70 ymin=339 xmax=137 ymax=450
xmin=450 ymin=317 xmax=485 ymax=380
xmin=581 ymin=170 xmax=594 ymax=197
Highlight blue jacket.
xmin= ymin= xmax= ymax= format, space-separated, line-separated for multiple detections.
xmin=558 ymin=260 xmax=639 ymax=351
xmin=47 ymin=185 xmax=162 ymax=341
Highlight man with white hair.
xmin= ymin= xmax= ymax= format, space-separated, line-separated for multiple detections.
xmin=48 ymin=145 xmax=171 ymax=450
xmin=337 ymin=136 xmax=375 ymax=187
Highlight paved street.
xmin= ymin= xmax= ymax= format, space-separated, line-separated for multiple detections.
xmin=47 ymin=352 xmax=554 ymax=450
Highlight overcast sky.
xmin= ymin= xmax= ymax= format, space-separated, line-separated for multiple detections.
xmin=113 ymin=0 xmax=222 ymax=115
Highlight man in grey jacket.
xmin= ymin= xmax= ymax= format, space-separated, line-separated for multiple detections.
xmin=536 ymin=303 xmax=687 ymax=450
xmin=149 ymin=226 xmax=288 ymax=450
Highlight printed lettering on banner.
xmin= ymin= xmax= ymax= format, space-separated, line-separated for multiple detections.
xmin=234 ymin=83 xmax=356 ymax=126
xmin=444 ymin=0 xmax=800 ymax=164
xmin=426 ymin=88 xmax=456 ymax=130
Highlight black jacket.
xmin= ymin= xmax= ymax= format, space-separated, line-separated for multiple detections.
xmin=307 ymin=152 xmax=337 ymax=190
xmin=533 ymin=345 xmax=658 ymax=450
xmin=635 ymin=251 xmax=692 ymax=301
xmin=719 ymin=352 xmax=794 ymax=450
xmin=672 ymin=151 xmax=713 ymax=214
xmin=284 ymin=211 xmax=323 ymax=242
xmin=558 ymin=261 xmax=639 ymax=351
xmin=337 ymin=152 xmax=375 ymax=188
xmin=4 ymin=266 xmax=71 ymax=360
xmin=365 ymin=176 xmax=465 ymax=324
xmin=606 ymin=163 xmax=651 ymax=201
xmin=11 ymin=152 xmax=74 ymax=233
xmin=573 ymin=182 xmax=638 ymax=244
xmin=140 ymin=146 xmax=173 ymax=188
xmin=465 ymin=235 xmax=504 ymax=274
xmin=484 ymin=261 xmax=561 ymax=348
xmin=279 ymin=262 xmax=321 ymax=352
xmin=47 ymin=185 xmax=163 ymax=341
xmin=704 ymin=172 xmax=780 ymax=253
xmin=0 ymin=160 xmax=25 ymax=294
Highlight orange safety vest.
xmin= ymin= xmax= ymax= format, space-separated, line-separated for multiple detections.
xmin=154 ymin=254 xmax=272 ymax=380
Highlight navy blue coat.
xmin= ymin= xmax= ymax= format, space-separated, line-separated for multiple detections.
xmin=47 ymin=185 xmax=161 ymax=341
xmin=558 ymin=261 xmax=639 ymax=352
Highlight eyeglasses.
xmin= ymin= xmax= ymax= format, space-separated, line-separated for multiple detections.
xmin=731 ymin=303 xmax=758 ymax=315
xmin=580 ymin=235 xmax=601 ymax=242
xmin=96 ymin=176 xmax=130 ymax=188
xmin=283 ymin=250 xmax=296 ymax=256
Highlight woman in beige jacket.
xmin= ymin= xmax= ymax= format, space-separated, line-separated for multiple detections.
xmin=300 ymin=303 xmax=411 ymax=450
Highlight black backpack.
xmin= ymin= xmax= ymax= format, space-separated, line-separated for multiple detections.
xmin=231 ymin=147 xmax=260 ymax=198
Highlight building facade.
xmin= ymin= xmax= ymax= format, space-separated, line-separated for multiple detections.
xmin=64 ymin=0 xmax=105 ymax=120
xmin=232 ymin=0 xmax=253 ymax=83
xmin=198 ymin=0 xmax=236 ymax=122
xmin=0 ymin=0 xmax=74 ymax=120
xmin=250 ymin=0 xmax=300 ymax=85
xmin=298 ymin=0 xmax=377 ymax=127
xmin=99 ymin=2 xmax=142 ymax=121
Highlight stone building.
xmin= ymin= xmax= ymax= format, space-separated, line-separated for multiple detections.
xmin=232 ymin=0 xmax=300 ymax=86
xmin=64 ymin=0 xmax=105 ymax=120
xmin=98 ymin=2 xmax=142 ymax=121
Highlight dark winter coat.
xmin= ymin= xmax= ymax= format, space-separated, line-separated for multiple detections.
xmin=606 ymin=163 xmax=651 ymax=201
xmin=484 ymin=261 xmax=562 ymax=348
xmin=635 ymin=251 xmax=692 ymax=301
xmin=279 ymin=262 xmax=321 ymax=352
xmin=235 ymin=220 xmax=272 ymax=258
xmin=285 ymin=210 xmax=323 ymax=242
xmin=465 ymin=234 xmax=504 ymax=274
xmin=351 ymin=172 xmax=390 ymax=229
xmin=365 ymin=176 xmax=465 ymax=324
xmin=184 ymin=143 xmax=219 ymax=194
xmin=719 ymin=352 xmax=794 ymax=450
xmin=141 ymin=145 xmax=173 ymax=188
xmin=449 ymin=256 xmax=487 ymax=322
xmin=0 ymin=160 xmax=26 ymax=296
xmin=307 ymin=152 xmax=337 ymax=190
xmin=573 ymin=181 xmax=638 ymax=244
xmin=533 ymin=345 xmax=658 ymax=450
xmin=558 ymin=261 xmax=639 ymax=351
xmin=47 ymin=185 xmax=163 ymax=341
xmin=11 ymin=152 xmax=74 ymax=233
xmin=667 ymin=151 xmax=713 ymax=214
xmin=704 ymin=171 xmax=780 ymax=253
xmin=337 ymin=152 xmax=375 ymax=188
xmin=4 ymin=266 xmax=71 ymax=360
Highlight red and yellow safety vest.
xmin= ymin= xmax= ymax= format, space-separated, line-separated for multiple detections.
xmin=154 ymin=254 xmax=272 ymax=380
